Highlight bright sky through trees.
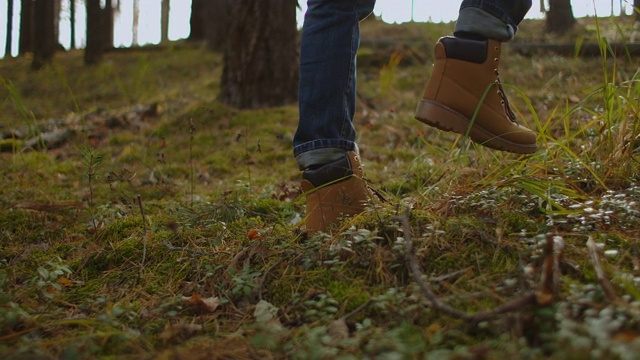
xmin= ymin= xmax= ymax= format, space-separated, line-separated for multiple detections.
xmin=0 ymin=0 xmax=637 ymax=58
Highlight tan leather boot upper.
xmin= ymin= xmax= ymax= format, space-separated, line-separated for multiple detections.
xmin=301 ymin=152 xmax=371 ymax=233
xmin=416 ymin=37 xmax=537 ymax=154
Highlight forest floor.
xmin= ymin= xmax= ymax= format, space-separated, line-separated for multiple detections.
xmin=1 ymin=16 xmax=640 ymax=359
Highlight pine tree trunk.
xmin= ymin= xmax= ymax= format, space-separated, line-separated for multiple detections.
xmin=545 ymin=0 xmax=576 ymax=34
xmin=70 ymin=0 xmax=76 ymax=49
xmin=5 ymin=0 xmax=13 ymax=57
xmin=188 ymin=0 xmax=204 ymax=41
xmin=31 ymin=0 xmax=57 ymax=70
xmin=104 ymin=0 xmax=114 ymax=49
xmin=85 ymin=0 xmax=112 ymax=65
xmin=53 ymin=0 xmax=61 ymax=45
xmin=19 ymin=0 xmax=34 ymax=55
xmin=132 ymin=0 xmax=139 ymax=46
xmin=161 ymin=0 xmax=170 ymax=44
xmin=219 ymin=0 xmax=298 ymax=109
xmin=205 ymin=0 xmax=232 ymax=51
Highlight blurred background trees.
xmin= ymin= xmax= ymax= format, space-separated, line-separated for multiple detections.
xmin=1 ymin=0 xmax=639 ymax=107
xmin=84 ymin=0 xmax=114 ymax=65
xmin=545 ymin=0 xmax=577 ymax=34
xmin=31 ymin=0 xmax=57 ymax=70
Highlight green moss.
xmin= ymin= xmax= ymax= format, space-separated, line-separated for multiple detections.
xmin=325 ymin=279 xmax=370 ymax=311
xmin=100 ymin=216 xmax=144 ymax=242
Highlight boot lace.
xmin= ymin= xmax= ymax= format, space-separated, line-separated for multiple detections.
xmin=494 ymin=71 xmax=516 ymax=122
xmin=493 ymin=51 xmax=517 ymax=123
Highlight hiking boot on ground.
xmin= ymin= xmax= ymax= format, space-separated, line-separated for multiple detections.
xmin=415 ymin=36 xmax=537 ymax=154
xmin=301 ymin=151 xmax=372 ymax=233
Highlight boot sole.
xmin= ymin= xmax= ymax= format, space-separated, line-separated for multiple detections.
xmin=415 ymin=100 xmax=537 ymax=154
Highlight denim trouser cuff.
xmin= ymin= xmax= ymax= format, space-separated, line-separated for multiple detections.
xmin=455 ymin=7 xmax=516 ymax=42
xmin=294 ymin=144 xmax=358 ymax=170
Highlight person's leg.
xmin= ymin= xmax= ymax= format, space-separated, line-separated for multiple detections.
xmin=295 ymin=0 xmax=377 ymax=233
xmin=415 ymin=0 xmax=538 ymax=154
xmin=455 ymin=0 xmax=532 ymax=41
xmin=294 ymin=0 xmax=376 ymax=170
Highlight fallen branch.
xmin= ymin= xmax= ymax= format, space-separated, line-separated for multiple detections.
xmin=397 ymin=209 xmax=540 ymax=323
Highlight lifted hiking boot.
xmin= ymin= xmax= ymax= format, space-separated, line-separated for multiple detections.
xmin=301 ymin=151 xmax=372 ymax=233
xmin=415 ymin=36 xmax=537 ymax=154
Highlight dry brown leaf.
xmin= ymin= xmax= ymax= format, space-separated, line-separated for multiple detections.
xmin=182 ymin=293 xmax=220 ymax=313
xmin=247 ymin=229 xmax=262 ymax=240
xmin=57 ymin=277 xmax=73 ymax=287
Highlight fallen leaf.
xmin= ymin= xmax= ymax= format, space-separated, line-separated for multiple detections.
xmin=248 ymin=229 xmax=262 ymax=240
xmin=57 ymin=277 xmax=73 ymax=287
xmin=327 ymin=318 xmax=349 ymax=341
xmin=182 ymin=293 xmax=220 ymax=313
xmin=254 ymin=300 xmax=278 ymax=323
xmin=254 ymin=300 xmax=283 ymax=330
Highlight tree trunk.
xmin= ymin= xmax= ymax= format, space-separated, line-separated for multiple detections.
xmin=85 ymin=0 xmax=102 ymax=64
xmin=205 ymin=0 xmax=232 ymax=51
xmin=188 ymin=0 xmax=204 ymax=41
xmin=70 ymin=0 xmax=76 ymax=49
xmin=132 ymin=0 xmax=139 ymax=46
xmin=85 ymin=0 xmax=113 ymax=65
xmin=545 ymin=0 xmax=576 ymax=34
xmin=161 ymin=0 xmax=170 ymax=43
xmin=53 ymin=0 xmax=61 ymax=44
xmin=104 ymin=0 xmax=114 ymax=49
xmin=5 ymin=0 xmax=14 ymax=57
xmin=19 ymin=0 xmax=34 ymax=55
xmin=31 ymin=0 xmax=57 ymax=70
xmin=219 ymin=0 xmax=298 ymax=109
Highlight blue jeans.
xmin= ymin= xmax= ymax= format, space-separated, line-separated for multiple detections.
xmin=294 ymin=0 xmax=532 ymax=170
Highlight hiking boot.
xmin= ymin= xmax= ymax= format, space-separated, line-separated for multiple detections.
xmin=415 ymin=36 xmax=537 ymax=154
xmin=301 ymin=151 xmax=371 ymax=233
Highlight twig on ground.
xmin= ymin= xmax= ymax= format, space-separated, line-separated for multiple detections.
xmin=138 ymin=194 xmax=148 ymax=266
xmin=586 ymin=236 xmax=618 ymax=302
xmin=429 ymin=267 xmax=473 ymax=283
xmin=631 ymin=241 xmax=640 ymax=272
xmin=396 ymin=208 xmax=540 ymax=323
xmin=342 ymin=299 xmax=372 ymax=320
xmin=258 ymin=259 xmax=285 ymax=301
xmin=536 ymin=233 xmax=562 ymax=305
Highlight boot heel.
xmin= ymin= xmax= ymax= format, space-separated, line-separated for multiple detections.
xmin=415 ymin=99 xmax=472 ymax=135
